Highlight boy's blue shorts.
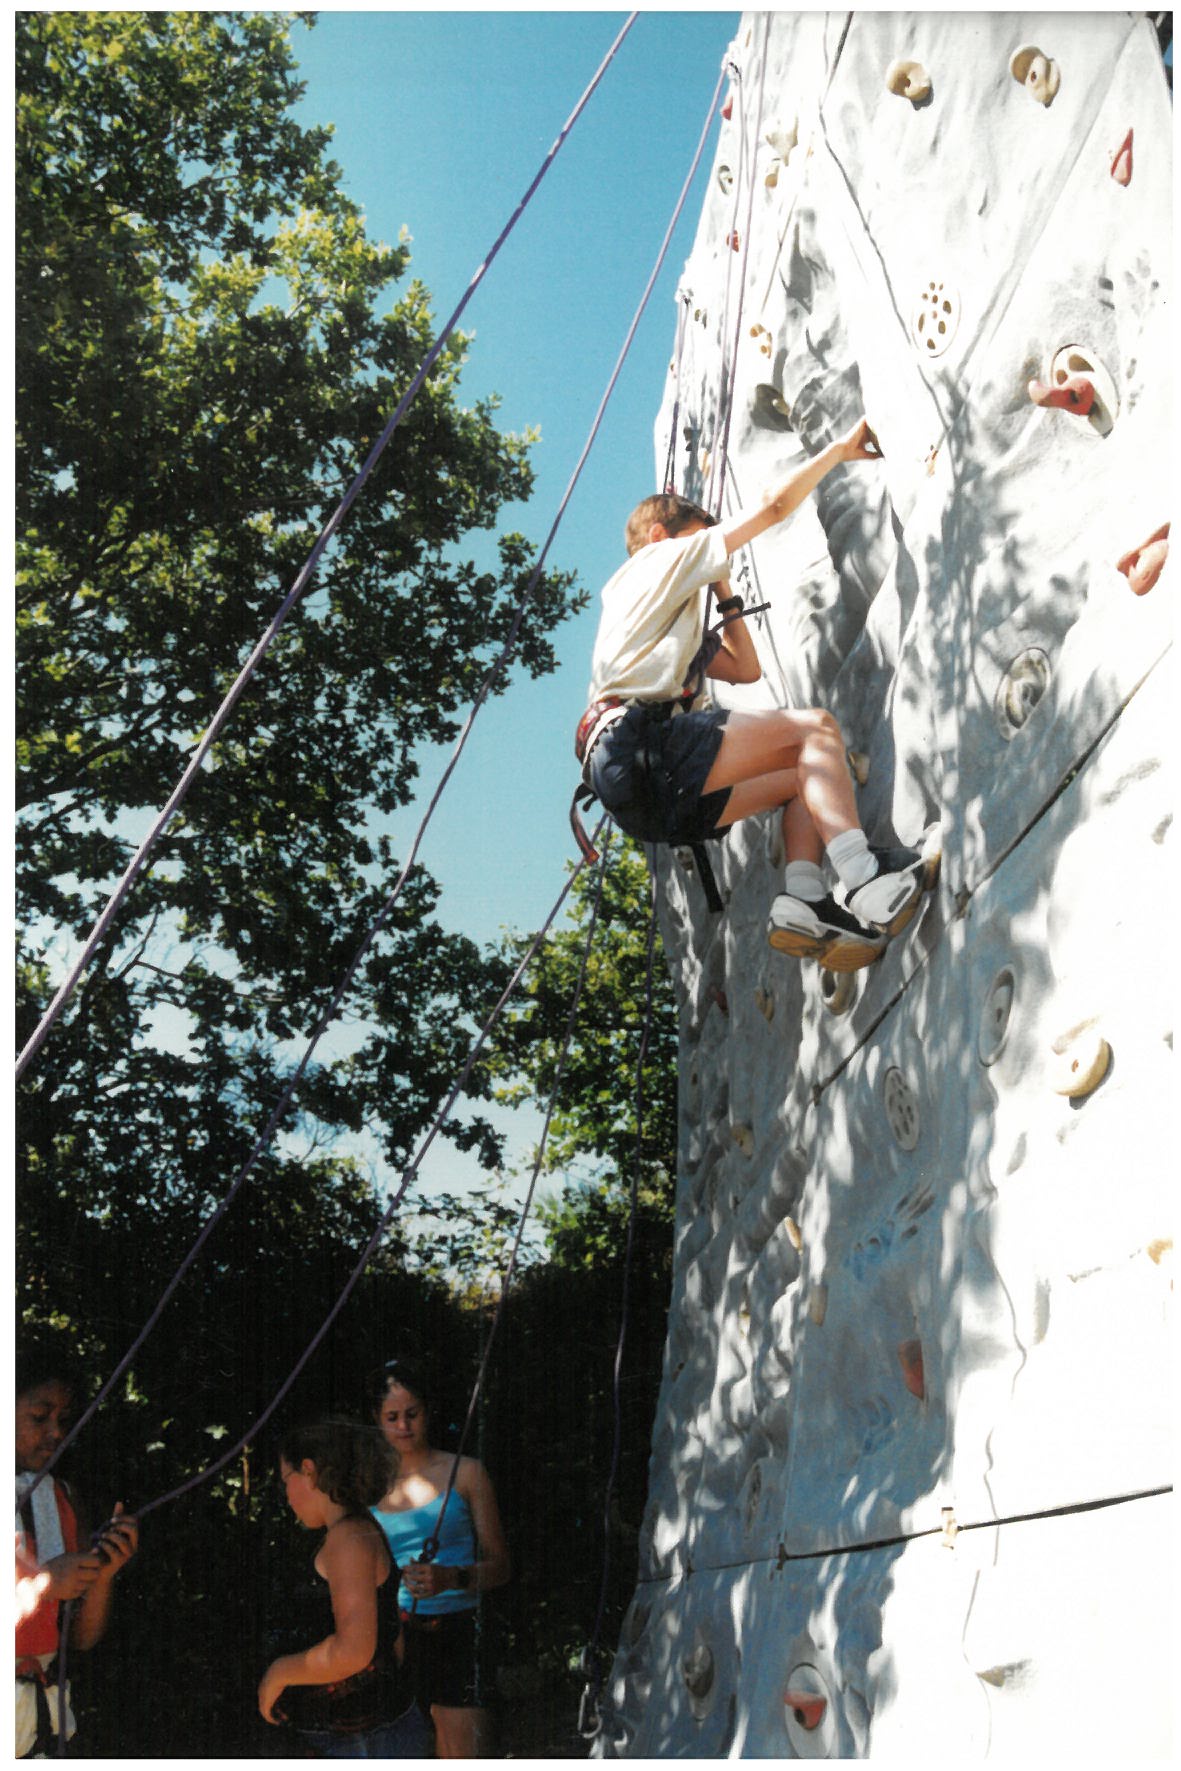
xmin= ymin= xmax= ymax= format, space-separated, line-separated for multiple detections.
xmin=587 ymin=702 xmax=732 ymax=846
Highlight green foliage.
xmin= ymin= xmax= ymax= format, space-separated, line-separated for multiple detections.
xmin=16 ymin=6 xmax=584 ymax=1347
xmin=491 ymin=839 xmax=679 ymax=1275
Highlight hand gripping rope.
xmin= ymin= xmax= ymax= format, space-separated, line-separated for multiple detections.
xmin=15 ymin=12 xmax=639 ymax=1083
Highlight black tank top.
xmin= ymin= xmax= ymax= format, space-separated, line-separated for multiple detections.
xmin=282 ymin=1516 xmax=415 ymax=1736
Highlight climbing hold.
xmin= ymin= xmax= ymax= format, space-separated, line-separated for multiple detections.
xmin=784 ymin=1692 xmax=827 ymax=1731
xmin=883 ymin=1067 xmax=920 ymax=1150
xmin=847 ymin=749 xmax=869 ymax=785
xmin=820 ymin=966 xmax=858 ymax=1016
xmin=941 ymin=1507 xmax=959 ymax=1548
xmin=978 ymin=967 xmax=1016 ymax=1065
xmin=1049 ymin=1025 xmax=1110 ymax=1098
xmin=925 ymin=444 xmax=939 ymax=476
xmin=749 ymin=383 xmax=794 ymax=432
xmin=1147 ymin=1238 xmax=1172 ymax=1265
xmin=731 ymin=1122 xmax=755 ymax=1157
xmin=1028 ymin=374 xmax=1095 ymax=417
xmin=754 ymin=985 xmax=775 ymax=1023
xmin=717 ymin=163 xmax=734 ymax=194
xmin=897 ymin=1338 xmax=926 ymax=1400
xmin=808 ymin=1284 xmax=827 ymax=1326
xmin=708 ymin=981 xmax=728 ymax=1016
xmin=765 ymin=122 xmax=798 ymax=162
xmin=683 ymin=1642 xmax=714 ymax=1700
xmin=1044 ymin=343 xmax=1118 ymax=435
xmin=910 ymin=279 xmax=961 ymax=359
xmin=995 ymin=647 xmax=1050 ymax=739
xmin=785 ymin=1217 xmax=803 ymax=1252
xmin=885 ymin=58 xmax=932 ymax=103
xmin=699 ymin=448 xmax=712 ymax=482
xmin=727 ymin=230 xmax=741 ymax=252
xmin=764 ymin=162 xmax=780 ymax=189
xmin=721 ymin=95 xmax=734 ymax=121
xmin=783 ymin=1664 xmax=837 ymax=1755
xmin=1111 ymin=128 xmax=1133 ymax=186
xmin=1009 ymin=44 xmax=1060 ymax=106
xmin=1117 ymin=522 xmax=1170 ymax=595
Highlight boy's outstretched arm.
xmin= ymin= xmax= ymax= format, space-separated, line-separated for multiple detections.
xmin=722 ymin=417 xmax=878 ymax=556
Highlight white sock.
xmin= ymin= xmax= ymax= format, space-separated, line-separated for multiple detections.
xmin=782 ymin=860 xmax=826 ymax=902
xmin=826 ymin=828 xmax=877 ymax=892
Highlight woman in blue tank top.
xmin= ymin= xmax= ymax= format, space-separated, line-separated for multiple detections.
xmin=370 ymin=1360 xmax=511 ymax=1758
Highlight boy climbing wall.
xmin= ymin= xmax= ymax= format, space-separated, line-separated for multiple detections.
xmin=576 ymin=417 xmax=933 ymax=972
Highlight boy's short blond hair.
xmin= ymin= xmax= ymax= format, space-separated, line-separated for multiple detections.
xmin=625 ymin=492 xmax=716 ymax=556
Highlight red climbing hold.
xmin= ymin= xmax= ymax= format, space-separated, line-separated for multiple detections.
xmin=1028 ymin=375 xmax=1096 ymax=417
xmin=721 ymin=95 xmax=734 ymax=121
xmin=1111 ymin=129 xmax=1133 ymax=187
xmin=727 ymin=230 xmax=741 ymax=252
xmin=897 ymin=1338 xmax=926 ymax=1400
xmin=1117 ymin=522 xmax=1170 ymax=596
xmin=784 ymin=1692 xmax=826 ymax=1732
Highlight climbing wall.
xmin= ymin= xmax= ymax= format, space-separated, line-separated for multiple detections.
xmin=595 ymin=13 xmax=1172 ymax=1759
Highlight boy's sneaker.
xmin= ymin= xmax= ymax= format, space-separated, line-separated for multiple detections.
xmin=842 ymin=843 xmax=938 ymax=937
xmin=768 ymin=892 xmax=886 ymax=970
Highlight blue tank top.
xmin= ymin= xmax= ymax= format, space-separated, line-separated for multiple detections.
xmin=371 ymin=1487 xmax=477 ymax=1616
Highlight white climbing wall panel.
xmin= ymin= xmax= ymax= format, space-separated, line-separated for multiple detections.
xmin=595 ymin=12 xmax=1171 ymax=1759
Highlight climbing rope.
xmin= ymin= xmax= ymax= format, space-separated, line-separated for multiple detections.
xmin=578 ymin=868 xmax=659 ymax=1740
xmin=31 ymin=52 xmax=727 ymax=1495
xmin=410 ymin=830 xmax=615 ymax=1607
xmin=121 ymin=819 xmax=609 ymax=1524
xmin=15 ymin=11 xmax=639 ymax=1083
xmin=661 ymin=290 xmax=692 ymax=493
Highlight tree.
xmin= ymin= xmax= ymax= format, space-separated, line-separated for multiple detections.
xmin=491 ymin=839 xmax=680 ymax=1273
xmin=16 ymin=12 xmax=583 ymax=1404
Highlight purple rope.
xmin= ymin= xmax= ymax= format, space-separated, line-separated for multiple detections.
xmin=30 ymin=46 xmax=727 ymax=1500
xmin=15 ymin=11 xmax=639 ymax=1083
xmin=581 ymin=868 xmax=658 ymax=1728
xmin=412 ymin=831 xmax=615 ymax=1607
xmin=661 ymin=291 xmax=692 ymax=493
xmin=133 ymin=821 xmax=607 ymax=1521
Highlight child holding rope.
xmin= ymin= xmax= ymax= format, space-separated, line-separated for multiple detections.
xmin=259 ymin=1417 xmax=431 ymax=1758
xmin=15 ymin=1346 xmax=139 ymax=1758
xmin=577 ymin=418 xmax=934 ymax=971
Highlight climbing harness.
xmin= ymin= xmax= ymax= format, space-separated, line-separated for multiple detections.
xmin=34 ymin=45 xmax=727 ymax=1500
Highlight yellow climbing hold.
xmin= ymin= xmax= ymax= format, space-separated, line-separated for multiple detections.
xmin=885 ymin=58 xmax=932 ymax=102
xmin=1010 ymin=44 xmax=1060 ymax=106
xmin=1049 ymin=1026 xmax=1111 ymax=1098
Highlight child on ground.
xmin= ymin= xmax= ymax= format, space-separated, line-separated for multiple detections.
xmin=259 ymin=1418 xmax=431 ymax=1759
xmin=577 ymin=418 xmax=932 ymax=970
xmin=15 ymin=1348 xmax=140 ymax=1759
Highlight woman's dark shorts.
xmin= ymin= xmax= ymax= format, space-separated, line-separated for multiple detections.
xmin=403 ymin=1608 xmax=492 ymax=1711
xmin=587 ymin=702 xmax=732 ymax=845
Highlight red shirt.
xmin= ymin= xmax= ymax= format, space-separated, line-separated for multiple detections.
xmin=15 ymin=1481 xmax=79 ymax=1660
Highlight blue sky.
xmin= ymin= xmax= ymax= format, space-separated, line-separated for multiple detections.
xmin=288 ymin=9 xmax=737 ymax=952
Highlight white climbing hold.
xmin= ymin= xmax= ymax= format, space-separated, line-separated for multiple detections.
xmin=717 ymin=163 xmax=734 ymax=195
xmin=885 ymin=58 xmax=932 ymax=102
xmin=1010 ymin=44 xmax=1060 ymax=106
xmin=1049 ymin=1026 xmax=1110 ymax=1098
xmin=764 ymin=122 xmax=798 ymax=161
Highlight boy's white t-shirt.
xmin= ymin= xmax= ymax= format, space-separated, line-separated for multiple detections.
xmin=587 ymin=525 xmax=732 ymax=705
